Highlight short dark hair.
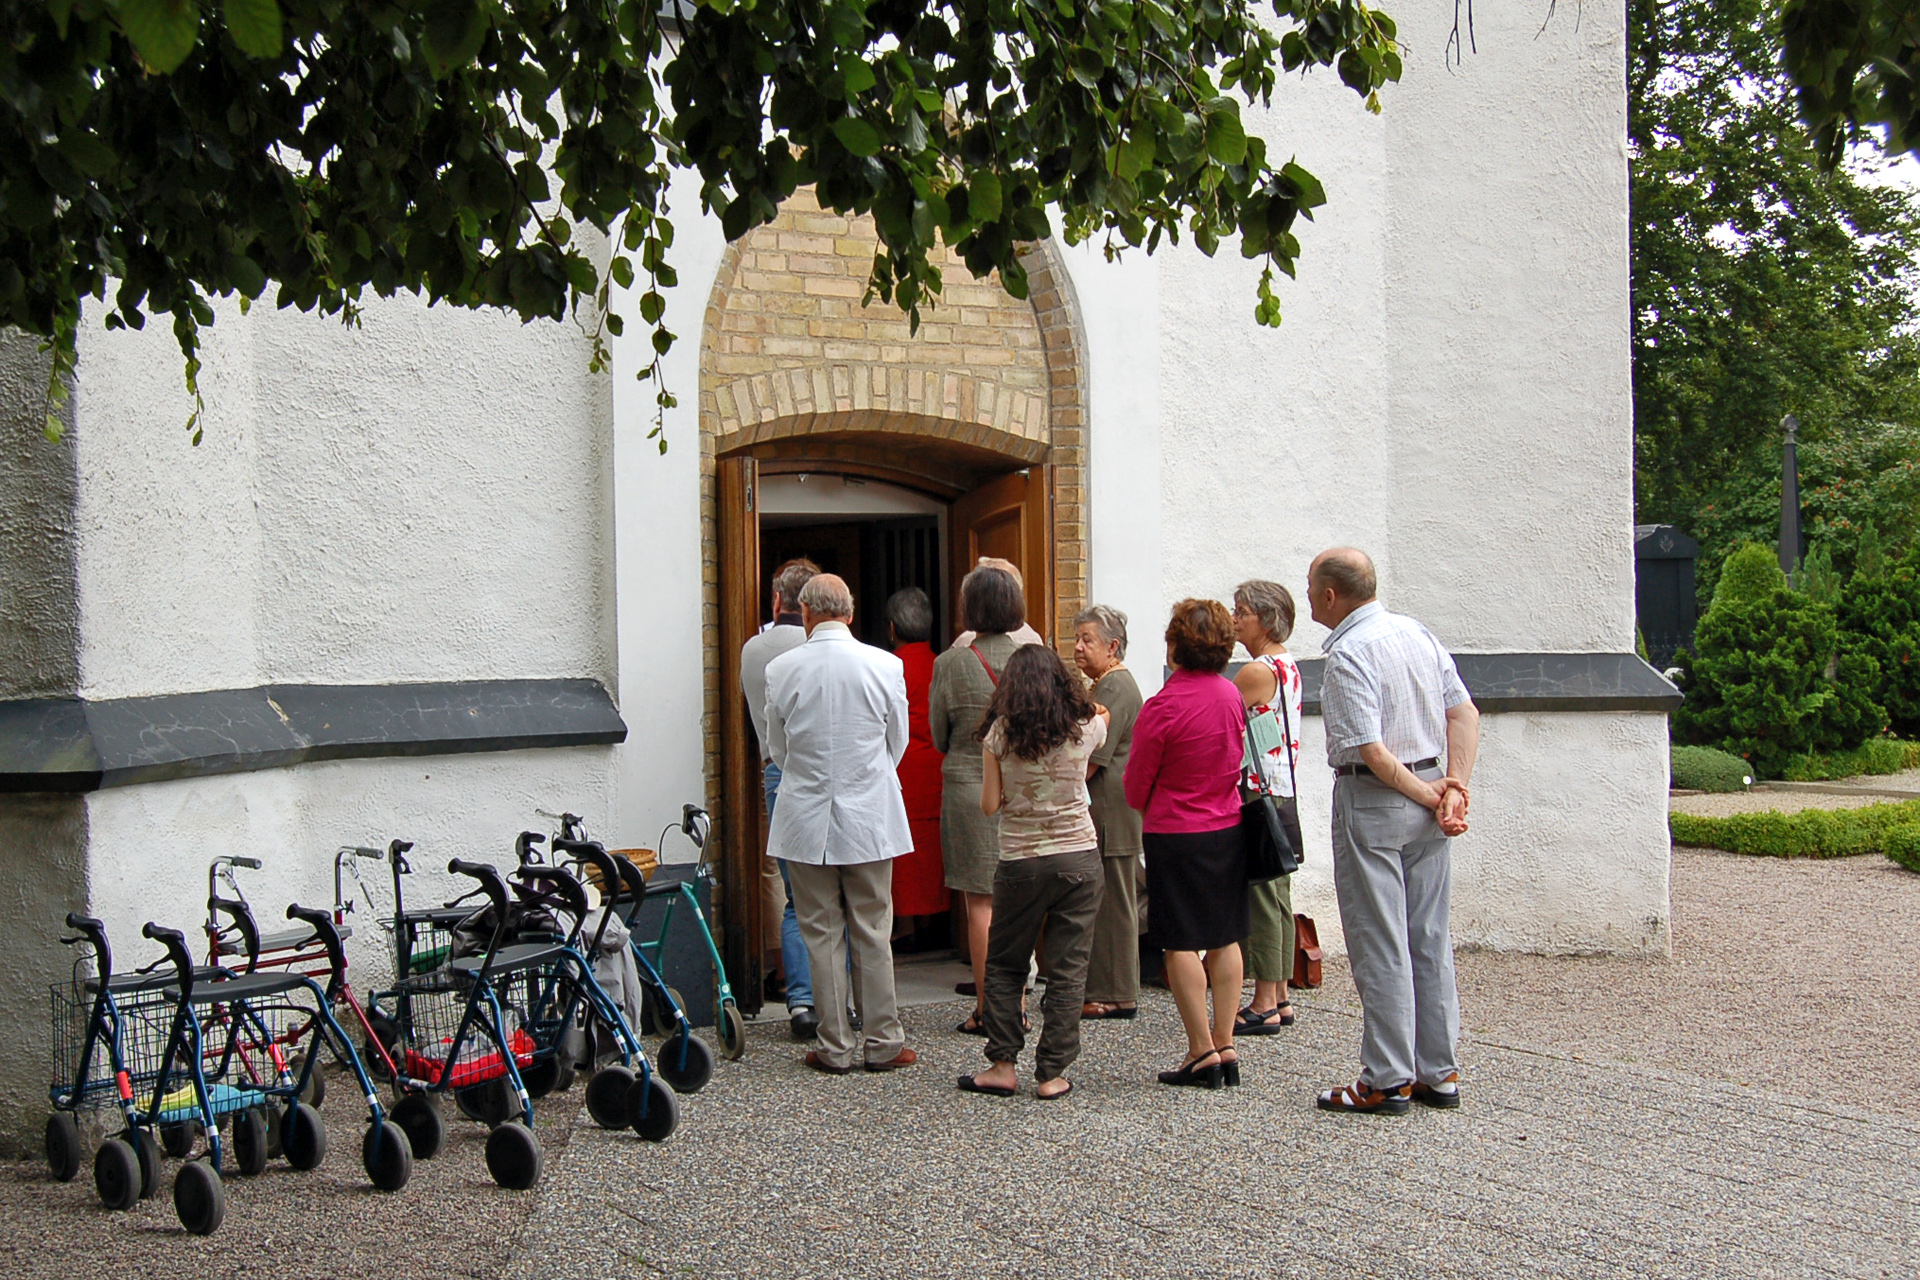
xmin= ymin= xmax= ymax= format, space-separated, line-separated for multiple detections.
xmin=1165 ymin=598 xmax=1235 ymax=673
xmin=772 ymin=558 xmax=820 ymax=612
xmin=960 ymin=565 xmax=1025 ymax=635
xmin=886 ymin=587 xmax=932 ymax=643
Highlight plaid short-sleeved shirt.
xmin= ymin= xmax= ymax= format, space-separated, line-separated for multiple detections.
xmin=1318 ymin=601 xmax=1470 ymax=769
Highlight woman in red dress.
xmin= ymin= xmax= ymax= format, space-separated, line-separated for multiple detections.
xmin=887 ymin=588 xmax=950 ymax=921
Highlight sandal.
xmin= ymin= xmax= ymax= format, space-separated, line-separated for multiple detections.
xmin=1215 ymin=1047 xmax=1241 ymax=1088
xmin=956 ymin=1074 xmax=1017 ymax=1097
xmin=1315 ymin=1079 xmax=1411 ymax=1115
xmin=1156 ymin=1049 xmax=1224 ymax=1089
xmin=1036 ymin=1079 xmax=1074 ymax=1101
xmin=956 ymin=1012 xmax=1030 ymax=1036
xmin=1081 ymin=1002 xmax=1138 ymax=1020
xmin=1233 ymin=1002 xmax=1294 ymax=1035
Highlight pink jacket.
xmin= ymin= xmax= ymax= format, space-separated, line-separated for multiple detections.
xmin=1123 ymin=670 xmax=1245 ymax=834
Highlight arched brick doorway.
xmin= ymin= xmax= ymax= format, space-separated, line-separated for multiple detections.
xmin=696 ymin=189 xmax=1088 ymax=1008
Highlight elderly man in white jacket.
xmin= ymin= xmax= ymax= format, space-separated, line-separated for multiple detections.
xmin=764 ymin=573 xmax=918 ymax=1074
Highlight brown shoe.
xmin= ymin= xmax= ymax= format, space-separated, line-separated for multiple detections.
xmin=1411 ymin=1072 xmax=1461 ymax=1109
xmin=1316 ymin=1079 xmax=1412 ymax=1115
xmin=865 ymin=1047 xmax=918 ymax=1072
xmin=803 ymin=1050 xmax=854 ymax=1075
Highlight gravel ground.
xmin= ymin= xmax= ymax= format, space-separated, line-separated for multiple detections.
xmin=1668 ymin=788 xmax=1893 ymax=816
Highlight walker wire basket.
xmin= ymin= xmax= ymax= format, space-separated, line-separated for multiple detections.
xmin=389 ymin=973 xmax=535 ymax=1090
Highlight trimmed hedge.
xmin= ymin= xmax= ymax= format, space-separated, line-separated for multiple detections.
xmin=1781 ymin=737 xmax=1920 ymax=781
xmin=1671 ymin=800 xmax=1920 ymax=858
xmin=1670 ymin=744 xmax=1752 ymax=792
xmin=1886 ymin=827 xmax=1920 ymax=873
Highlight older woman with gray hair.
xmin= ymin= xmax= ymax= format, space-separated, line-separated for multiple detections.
xmin=1228 ymin=578 xmax=1305 ymax=1035
xmin=1073 ymin=604 xmax=1144 ymax=1019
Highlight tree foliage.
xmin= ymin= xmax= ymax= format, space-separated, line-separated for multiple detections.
xmin=0 ymin=0 xmax=1400 ymax=446
xmin=1630 ymin=0 xmax=1920 ymax=557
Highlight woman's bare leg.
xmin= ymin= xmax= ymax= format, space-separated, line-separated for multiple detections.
xmin=1162 ymin=950 xmax=1216 ymax=1060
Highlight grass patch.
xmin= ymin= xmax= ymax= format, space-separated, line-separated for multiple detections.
xmin=1780 ymin=737 xmax=1920 ymax=782
xmin=1670 ymin=800 xmax=1920 ymax=858
xmin=1670 ymin=744 xmax=1752 ymax=792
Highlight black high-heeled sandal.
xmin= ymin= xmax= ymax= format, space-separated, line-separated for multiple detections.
xmin=1217 ymin=1049 xmax=1241 ymax=1087
xmin=1156 ymin=1048 xmax=1224 ymax=1089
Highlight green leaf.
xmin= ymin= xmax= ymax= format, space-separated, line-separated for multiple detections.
xmin=609 ymin=256 xmax=635 ymax=289
xmin=223 ymin=0 xmax=282 ymax=57
xmin=831 ymin=116 xmax=884 ymax=157
xmin=421 ymin=0 xmax=488 ymax=78
xmin=1205 ymin=108 xmax=1246 ymax=166
xmin=227 ymin=253 xmax=266 ymax=298
xmin=1280 ymin=160 xmax=1326 ymax=210
xmin=57 ymin=132 xmax=119 ymax=178
xmin=116 ymin=0 xmax=203 ymax=74
xmin=842 ymin=59 xmax=876 ymax=95
xmin=1068 ymin=46 xmax=1105 ymax=89
xmin=968 ymin=170 xmax=1002 ymax=223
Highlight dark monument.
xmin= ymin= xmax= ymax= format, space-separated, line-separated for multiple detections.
xmin=1634 ymin=524 xmax=1699 ymax=669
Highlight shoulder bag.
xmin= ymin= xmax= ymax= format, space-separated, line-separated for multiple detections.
xmin=1240 ymin=663 xmax=1302 ymax=884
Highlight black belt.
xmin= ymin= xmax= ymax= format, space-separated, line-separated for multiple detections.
xmin=1334 ymin=757 xmax=1438 ymax=778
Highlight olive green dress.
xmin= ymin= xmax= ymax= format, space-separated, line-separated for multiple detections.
xmin=928 ymin=632 xmax=1020 ymax=895
xmin=1086 ymin=666 xmax=1145 ymax=1003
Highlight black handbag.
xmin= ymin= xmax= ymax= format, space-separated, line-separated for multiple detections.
xmin=1240 ymin=669 xmax=1302 ymax=884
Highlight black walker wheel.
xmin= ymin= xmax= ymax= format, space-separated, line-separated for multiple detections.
xmin=584 ymin=1065 xmax=637 ymax=1129
xmin=519 ymin=1056 xmax=561 ymax=1100
xmin=282 ymin=1102 xmax=327 ymax=1171
xmin=642 ymin=985 xmax=689 ymax=1037
xmin=553 ymin=1053 xmax=576 ymax=1093
xmin=231 ymin=1108 xmax=269 ymax=1176
xmin=45 ymin=1113 xmax=81 ymax=1183
xmin=159 ymin=1121 xmax=197 ymax=1160
xmin=629 ymin=1074 xmax=679 ymax=1143
xmin=483 ymin=1120 xmax=543 ymax=1190
xmin=455 ymin=1077 xmax=515 ymax=1127
xmin=391 ymin=1093 xmax=445 ymax=1161
xmin=657 ymin=1030 xmax=715 ymax=1094
xmin=133 ymin=1128 xmax=161 ymax=1199
xmin=361 ymin=1119 xmax=413 ymax=1191
xmin=173 ymin=1160 xmax=226 ymax=1236
xmin=93 ymin=1137 xmax=140 ymax=1211
xmin=719 ymin=1001 xmax=747 ymax=1061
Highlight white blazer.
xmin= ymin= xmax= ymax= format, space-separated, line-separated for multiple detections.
xmin=764 ymin=622 xmax=913 ymax=866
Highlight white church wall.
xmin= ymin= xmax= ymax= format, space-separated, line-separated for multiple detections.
xmin=82 ymin=747 xmax=615 ymax=984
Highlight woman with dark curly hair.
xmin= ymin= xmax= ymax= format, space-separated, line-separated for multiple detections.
xmin=1125 ymin=599 xmax=1250 ymax=1089
xmin=956 ymin=644 xmax=1110 ymax=1100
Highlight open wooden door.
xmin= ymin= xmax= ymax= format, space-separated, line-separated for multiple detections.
xmin=716 ymin=456 xmax=764 ymax=1016
xmin=950 ymin=466 xmax=1054 ymax=643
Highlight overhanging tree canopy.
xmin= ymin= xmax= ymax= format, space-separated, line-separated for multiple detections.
xmin=1 ymin=0 xmax=1400 ymax=445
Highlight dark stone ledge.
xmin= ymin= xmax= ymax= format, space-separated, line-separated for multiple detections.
xmin=0 ymin=679 xmax=627 ymax=793
xmin=1205 ymin=653 xmax=1682 ymax=715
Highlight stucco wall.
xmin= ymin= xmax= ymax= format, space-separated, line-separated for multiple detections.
xmin=0 ymin=795 xmax=88 ymax=1154
xmin=81 ymin=748 xmax=616 ymax=993
xmin=70 ymin=288 xmax=616 ymax=699
xmin=0 ymin=331 xmax=79 ymax=700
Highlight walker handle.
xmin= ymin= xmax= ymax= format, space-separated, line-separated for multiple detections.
xmin=447 ymin=859 xmax=509 ymax=916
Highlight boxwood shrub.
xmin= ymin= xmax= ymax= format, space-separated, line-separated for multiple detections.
xmin=1671 ymin=800 xmax=1920 ymax=858
xmin=1886 ymin=826 xmax=1920 ymax=873
xmin=1669 ymin=744 xmax=1752 ymax=792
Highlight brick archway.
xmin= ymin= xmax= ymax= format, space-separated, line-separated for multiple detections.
xmin=695 ymin=190 xmax=1089 ymax=817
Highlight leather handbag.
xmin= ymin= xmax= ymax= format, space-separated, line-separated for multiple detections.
xmin=1293 ymin=913 xmax=1323 ymax=989
xmin=1240 ymin=692 xmax=1301 ymax=883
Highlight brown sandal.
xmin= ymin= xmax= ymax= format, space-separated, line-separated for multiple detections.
xmin=1316 ymin=1079 xmax=1411 ymax=1115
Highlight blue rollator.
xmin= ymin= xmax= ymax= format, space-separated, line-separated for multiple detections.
xmin=366 ymin=857 xmax=675 ymax=1192
xmin=47 ymin=910 xmax=411 ymax=1236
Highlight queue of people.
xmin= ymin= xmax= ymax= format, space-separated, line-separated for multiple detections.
xmin=742 ymin=547 xmax=1479 ymax=1111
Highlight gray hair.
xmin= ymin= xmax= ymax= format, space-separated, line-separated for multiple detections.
xmin=1073 ymin=604 xmax=1129 ymax=660
xmin=1311 ymin=548 xmax=1377 ymax=602
xmin=771 ymin=558 xmax=820 ymax=612
xmin=886 ymin=587 xmax=932 ymax=643
xmin=1233 ymin=579 xmax=1296 ymax=644
xmin=798 ymin=573 xmax=854 ymax=620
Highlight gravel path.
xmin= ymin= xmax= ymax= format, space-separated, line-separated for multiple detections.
xmin=1668 ymin=788 xmax=1893 ymax=816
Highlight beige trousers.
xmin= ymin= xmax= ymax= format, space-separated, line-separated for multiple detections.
xmin=786 ymin=858 xmax=904 ymax=1069
xmin=1083 ymin=853 xmax=1141 ymax=1004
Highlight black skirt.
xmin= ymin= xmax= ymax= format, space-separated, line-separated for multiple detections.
xmin=1144 ymin=826 xmax=1250 ymax=952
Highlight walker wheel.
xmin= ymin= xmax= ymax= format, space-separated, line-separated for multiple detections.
xmin=456 ymin=1078 xmax=515 ymax=1127
xmin=361 ymin=1119 xmax=413 ymax=1192
xmin=520 ymin=1056 xmax=561 ymax=1100
xmin=391 ymin=1093 xmax=444 ymax=1161
xmin=282 ymin=1102 xmax=327 ymax=1171
xmin=483 ymin=1120 xmax=543 ymax=1191
xmin=45 ymin=1113 xmax=81 ymax=1183
xmin=553 ymin=1052 xmax=576 ymax=1093
xmin=231 ymin=1108 xmax=269 ymax=1176
xmin=657 ymin=1030 xmax=715 ymax=1094
xmin=159 ymin=1121 xmax=197 ymax=1160
xmin=133 ymin=1128 xmax=160 ymax=1199
xmin=93 ymin=1137 xmax=140 ymax=1211
xmin=628 ymin=1074 xmax=679 ymax=1143
xmin=642 ymin=985 xmax=686 ymax=1036
xmin=296 ymin=1052 xmax=327 ymax=1108
xmin=719 ymin=1001 xmax=747 ymax=1061
xmin=173 ymin=1160 xmax=226 ymax=1236
xmin=584 ymin=1065 xmax=636 ymax=1130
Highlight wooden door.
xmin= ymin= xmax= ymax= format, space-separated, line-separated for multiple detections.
xmin=950 ymin=466 xmax=1054 ymax=643
xmin=716 ymin=456 xmax=764 ymax=1016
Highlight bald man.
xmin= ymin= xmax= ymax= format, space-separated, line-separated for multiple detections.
xmin=1307 ymin=548 xmax=1480 ymax=1115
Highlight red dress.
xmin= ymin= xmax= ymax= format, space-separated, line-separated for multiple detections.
xmin=891 ymin=642 xmax=951 ymax=916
